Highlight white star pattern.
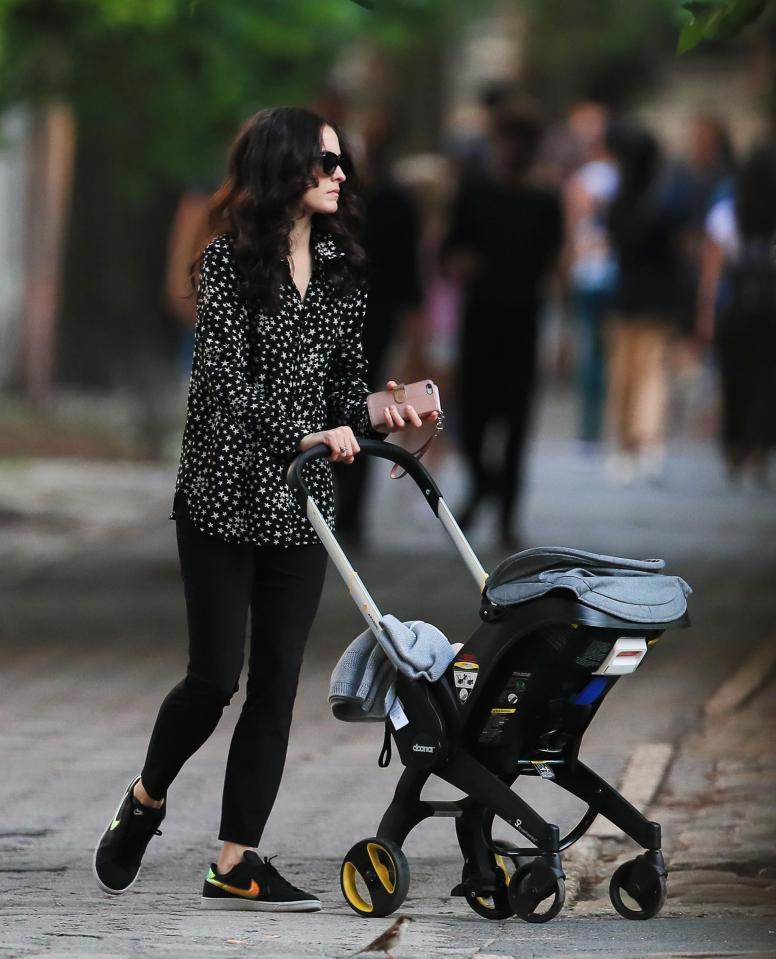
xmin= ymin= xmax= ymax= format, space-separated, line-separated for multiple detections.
xmin=171 ymin=231 xmax=385 ymax=546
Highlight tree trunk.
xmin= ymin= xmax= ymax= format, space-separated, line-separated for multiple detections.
xmin=58 ymin=117 xmax=180 ymax=391
xmin=21 ymin=102 xmax=75 ymax=406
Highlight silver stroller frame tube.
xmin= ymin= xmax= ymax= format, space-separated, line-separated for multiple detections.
xmin=287 ymin=438 xmax=488 ymax=639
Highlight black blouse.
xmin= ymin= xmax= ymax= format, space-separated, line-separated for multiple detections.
xmin=171 ymin=231 xmax=384 ymax=547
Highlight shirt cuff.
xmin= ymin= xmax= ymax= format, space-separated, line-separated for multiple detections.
xmin=357 ymin=397 xmax=389 ymax=441
xmin=270 ymin=419 xmax=311 ymax=461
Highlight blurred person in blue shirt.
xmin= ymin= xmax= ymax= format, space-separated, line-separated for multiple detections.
xmin=563 ymin=101 xmax=620 ymax=453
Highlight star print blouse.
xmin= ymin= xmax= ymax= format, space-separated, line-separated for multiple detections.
xmin=171 ymin=230 xmax=385 ymax=546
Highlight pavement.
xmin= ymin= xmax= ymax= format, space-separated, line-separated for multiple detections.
xmin=576 ymin=646 xmax=776 ymax=919
xmin=1 ymin=386 xmax=775 ymax=958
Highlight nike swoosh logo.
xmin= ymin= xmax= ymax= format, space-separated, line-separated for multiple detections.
xmin=208 ymin=876 xmax=261 ymax=899
xmin=110 ymin=818 xmax=121 ymax=830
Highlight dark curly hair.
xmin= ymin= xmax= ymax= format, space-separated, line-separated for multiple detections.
xmin=200 ymin=106 xmax=367 ymax=310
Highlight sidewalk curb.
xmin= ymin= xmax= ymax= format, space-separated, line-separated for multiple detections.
xmin=588 ymin=742 xmax=674 ymax=840
xmin=564 ymin=835 xmax=601 ymax=907
xmin=704 ymin=637 xmax=776 ymax=718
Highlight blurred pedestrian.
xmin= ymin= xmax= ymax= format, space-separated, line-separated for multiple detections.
xmin=669 ymin=115 xmax=736 ymax=427
xmin=93 ymin=106 xmax=434 ymax=911
xmin=393 ymin=152 xmax=462 ymax=471
xmin=161 ymin=180 xmax=215 ymax=458
xmin=445 ymin=80 xmax=513 ymax=181
xmin=604 ymin=120 xmax=692 ymax=484
xmin=696 ymin=140 xmax=776 ymax=485
xmin=684 ymin=114 xmax=736 ymax=223
xmin=442 ymin=108 xmax=563 ymax=548
xmin=164 ymin=181 xmax=212 ymax=378
xmin=562 ymin=101 xmax=619 ymax=452
xmin=332 ymin=110 xmax=424 ymax=548
xmin=668 ymin=114 xmax=736 ymax=330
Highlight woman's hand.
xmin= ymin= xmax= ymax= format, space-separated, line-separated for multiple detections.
xmin=297 ymin=426 xmax=360 ymax=464
xmin=296 ymin=378 xmax=440 ymax=459
xmin=376 ymin=380 xmax=440 ymax=434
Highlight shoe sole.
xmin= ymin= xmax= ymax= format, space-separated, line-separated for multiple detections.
xmin=200 ymin=897 xmax=322 ymax=912
xmin=92 ymin=775 xmax=143 ymax=896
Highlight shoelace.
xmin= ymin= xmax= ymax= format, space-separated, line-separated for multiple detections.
xmin=123 ymin=815 xmax=163 ymax=857
xmin=134 ymin=815 xmax=164 ymax=838
xmin=130 ymin=812 xmax=163 ymax=836
xmin=261 ymin=855 xmax=306 ymax=896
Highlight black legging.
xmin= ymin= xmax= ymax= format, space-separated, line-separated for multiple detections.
xmin=141 ymin=494 xmax=328 ymax=846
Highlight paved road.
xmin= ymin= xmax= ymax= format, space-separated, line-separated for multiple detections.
xmin=2 ymin=388 xmax=775 ymax=957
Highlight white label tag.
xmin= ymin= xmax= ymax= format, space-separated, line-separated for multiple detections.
xmin=389 ymin=697 xmax=409 ymax=730
xmin=531 ymin=761 xmax=556 ymax=780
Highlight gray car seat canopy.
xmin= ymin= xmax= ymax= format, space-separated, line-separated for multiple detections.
xmin=485 ymin=547 xmax=691 ymax=625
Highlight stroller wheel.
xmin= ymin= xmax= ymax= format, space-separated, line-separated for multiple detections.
xmin=509 ymin=861 xmax=565 ymax=923
xmin=609 ymin=857 xmax=667 ymax=920
xmin=463 ymin=854 xmax=514 ymax=920
xmin=340 ymin=837 xmax=410 ymax=918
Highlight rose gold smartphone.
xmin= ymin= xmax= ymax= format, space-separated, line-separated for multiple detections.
xmin=367 ymin=380 xmax=442 ymax=431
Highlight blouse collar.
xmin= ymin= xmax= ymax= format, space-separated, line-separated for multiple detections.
xmin=311 ymin=231 xmax=346 ymax=262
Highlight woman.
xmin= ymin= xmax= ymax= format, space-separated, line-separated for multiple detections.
xmin=604 ymin=120 xmax=691 ymax=484
xmin=93 ymin=107 xmax=435 ymax=911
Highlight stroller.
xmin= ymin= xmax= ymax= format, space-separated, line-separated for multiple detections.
xmin=287 ymin=439 xmax=691 ymax=924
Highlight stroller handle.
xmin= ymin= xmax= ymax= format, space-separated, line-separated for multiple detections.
xmin=287 ymin=437 xmax=443 ymax=514
xmin=286 ymin=437 xmax=488 ymax=638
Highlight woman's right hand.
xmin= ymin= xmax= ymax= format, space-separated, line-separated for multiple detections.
xmin=297 ymin=426 xmax=360 ymax=464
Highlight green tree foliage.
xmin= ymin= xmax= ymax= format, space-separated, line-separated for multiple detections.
xmin=0 ymin=1 xmax=369 ymax=192
xmin=519 ymin=0 xmax=680 ymax=110
xmin=0 ymin=0 xmax=464 ymax=390
xmin=0 ymin=0 xmax=457 ymax=194
xmin=678 ymin=0 xmax=773 ymax=52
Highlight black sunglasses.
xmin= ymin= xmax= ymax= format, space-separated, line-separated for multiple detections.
xmin=318 ymin=151 xmax=353 ymax=176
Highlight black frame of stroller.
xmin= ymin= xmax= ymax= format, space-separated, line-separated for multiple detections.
xmin=287 ymin=439 xmax=688 ymax=923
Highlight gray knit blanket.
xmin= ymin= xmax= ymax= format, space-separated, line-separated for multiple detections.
xmin=329 ymin=613 xmax=454 ymax=722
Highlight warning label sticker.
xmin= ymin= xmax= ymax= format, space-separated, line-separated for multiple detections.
xmin=453 ymin=661 xmax=479 ymax=703
xmin=478 ymin=671 xmax=531 ymax=743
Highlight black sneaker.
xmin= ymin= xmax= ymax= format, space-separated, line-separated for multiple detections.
xmin=201 ymin=851 xmax=321 ymax=912
xmin=93 ymin=776 xmax=165 ymax=895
